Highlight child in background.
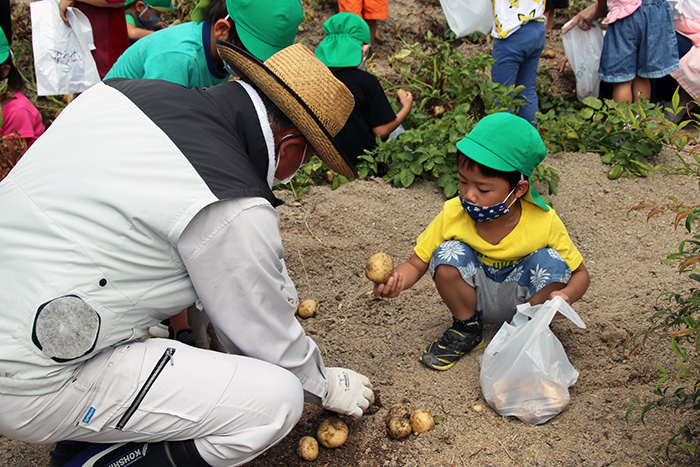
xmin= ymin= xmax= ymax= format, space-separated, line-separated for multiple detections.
xmin=0 ymin=30 xmax=45 ymax=170
xmin=490 ymin=0 xmax=547 ymax=125
xmin=124 ymin=0 xmax=172 ymax=43
xmin=544 ymin=0 xmax=569 ymax=31
xmin=315 ymin=12 xmax=412 ymax=165
xmin=373 ymin=113 xmax=589 ymax=371
xmin=106 ymin=0 xmax=302 ymax=87
xmin=58 ymin=0 xmax=128 ymax=79
xmin=565 ymin=0 xmax=679 ymax=103
xmin=338 ymin=0 xmax=387 ymax=45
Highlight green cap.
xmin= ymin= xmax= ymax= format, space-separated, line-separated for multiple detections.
xmin=226 ymin=0 xmax=302 ymax=61
xmin=456 ymin=112 xmax=549 ymax=210
xmin=315 ymin=12 xmax=370 ymax=68
xmin=0 ymin=28 xmax=9 ymax=63
xmin=125 ymin=0 xmax=174 ymax=9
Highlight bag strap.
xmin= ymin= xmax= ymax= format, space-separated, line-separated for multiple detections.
xmin=513 ymin=296 xmax=586 ymax=329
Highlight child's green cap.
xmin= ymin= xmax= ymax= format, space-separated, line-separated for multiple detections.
xmin=456 ymin=112 xmax=549 ymax=211
xmin=315 ymin=12 xmax=370 ymax=68
xmin=124 ymin=0 xmax=174 ymax=9
xmin=190 ymin=0 xmax=302 ymax=61
xmin=0 ymin=28 xmax=8 ymax=64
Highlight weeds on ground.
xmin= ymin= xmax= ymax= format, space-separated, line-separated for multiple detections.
xmin=625 ymin=91 xmax=700 ymax=458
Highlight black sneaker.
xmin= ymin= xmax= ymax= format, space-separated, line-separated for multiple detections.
xmin=420 ymin=316 xmax=483 ymax=370
xmin=49 ymin=441 xmax=90 ymax=467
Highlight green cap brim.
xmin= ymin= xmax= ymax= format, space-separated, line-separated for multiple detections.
xmin=315 ymin=36 xmax=364 ymax=68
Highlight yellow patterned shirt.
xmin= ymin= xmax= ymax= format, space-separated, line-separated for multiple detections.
xmin=414 ymin=197 xmax=583 ymax=270
xmin=492 ymin=0 xmax=546 ymax=39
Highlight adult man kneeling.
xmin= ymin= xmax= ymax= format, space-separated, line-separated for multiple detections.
xmin=0 ymin=42 xmax=371 ymax=467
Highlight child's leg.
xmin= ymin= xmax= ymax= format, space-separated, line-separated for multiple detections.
xmin=434 ymin=264 xmax=477 ymax=321
xmin=514 ymin=22 xmax=546 ymax=124
xmin=492 ymin=21 xmax=545 ymax=125
xmin=518 ymin=248 xmax=572 ymax=318
xmin=631 ymin=76 xmax=651 ymax=102
xmin=421 ymin=241 xmax=484 ymax=370
xmin=612 ymin=80 xmax=634 ymax=103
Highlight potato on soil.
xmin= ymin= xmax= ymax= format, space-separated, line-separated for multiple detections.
xmin=384 ymin=403 xmax=411 ymax=424
xmin=365 ymin=252 xmax=394 ymax=284
xmin=410 ymin=409 xmax=435 ymax=434
xmin=316 ymin=417 xmax=348 ymax=448
xmin=297 ymin=299 xmax=317 ymax=319
xmin=297 ymin=436 xmax=319 ymax=461
xmin=387 ymin=416 xmax=412 ymax=440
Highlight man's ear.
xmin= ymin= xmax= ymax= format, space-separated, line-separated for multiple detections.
xmin=213 ymin=18 xmax=232 ymax=41
xmin=135 ymin=1 xmax=147 ymax=13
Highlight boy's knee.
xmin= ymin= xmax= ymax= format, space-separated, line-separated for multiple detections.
xmin=434 ymin=263 xmax=462 ymax=282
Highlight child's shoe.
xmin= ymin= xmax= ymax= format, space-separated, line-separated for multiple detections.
xmin=420 ymin=315 xmax=483 ymax=370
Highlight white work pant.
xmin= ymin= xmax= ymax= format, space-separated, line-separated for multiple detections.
xmin=0 ymin=338 xmax=304 ymax=467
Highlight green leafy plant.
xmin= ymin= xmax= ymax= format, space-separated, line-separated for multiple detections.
xmin=385 ymin=33 xmax=524 ymax=123
xmin=625 ymin=101 xmax=700 ymax=458
xmin=537 ymin=94 xmax=677 ymax=179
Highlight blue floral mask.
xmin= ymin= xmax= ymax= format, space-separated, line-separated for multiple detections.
xmin=459 ymin=186 xmax=518 ymax=223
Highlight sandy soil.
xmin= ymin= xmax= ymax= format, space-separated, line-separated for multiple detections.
xmin=3 ymin=1 xmax=700 ymax=466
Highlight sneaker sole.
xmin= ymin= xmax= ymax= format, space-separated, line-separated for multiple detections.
xmin=419 ymin=339 xmax=484 ymax=371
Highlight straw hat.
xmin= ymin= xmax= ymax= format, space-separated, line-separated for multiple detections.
xmin=217 ymin=41 xmax=357 ymax=178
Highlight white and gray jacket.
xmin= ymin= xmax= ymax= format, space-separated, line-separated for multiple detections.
xmin=0 ymin=79 xmax=329 ymax=400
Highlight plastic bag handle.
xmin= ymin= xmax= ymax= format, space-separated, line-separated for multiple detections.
xmin=513 ymin=296 xmax=586 ymax=329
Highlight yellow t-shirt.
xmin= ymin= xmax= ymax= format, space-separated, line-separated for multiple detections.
xmin=414 ymin=197 xmax=583 ymax=270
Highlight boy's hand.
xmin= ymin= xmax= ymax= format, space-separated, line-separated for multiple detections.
xmin=396 ymin=89 xmax=413 ymax=109
xmin=562 ymin=3 xmax=602 ymax=33
xmin=549 ymin=290 xmax=571 ymax=304
xmin=59 ymin=0 xmax=75 ymax=26
xmin=373 ymin=273 xmax=404 ymax=298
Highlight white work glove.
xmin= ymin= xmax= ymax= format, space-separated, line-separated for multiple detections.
xmin=322 ymin=367 xmax=374 ymax=418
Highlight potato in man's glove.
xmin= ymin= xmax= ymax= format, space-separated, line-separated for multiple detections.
xmin=322 ymin=367 xmax=374 ymax=418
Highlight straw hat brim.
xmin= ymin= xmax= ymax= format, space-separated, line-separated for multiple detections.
xmin=216 ymin=41 xmax=357 ymax=178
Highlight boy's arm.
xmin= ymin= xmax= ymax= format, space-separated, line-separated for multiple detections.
xmin=127 ymin=23 xmax=154 ymax=41
xmin=550 ymin=262 xmax=589 ymax=304
xmin=372 ymin=89 xmax=413 ymax=139
xmin=373 ymin=252 xmax=428 ymax=298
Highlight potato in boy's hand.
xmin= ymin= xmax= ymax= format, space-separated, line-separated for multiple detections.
xmin=365 ymin=253 xmax=394 ymax=284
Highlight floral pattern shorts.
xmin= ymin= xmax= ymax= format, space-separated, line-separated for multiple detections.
xmin=428 ymin=241 xmax=572 ymax=324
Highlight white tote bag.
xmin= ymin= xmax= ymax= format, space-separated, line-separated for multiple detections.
xmin=30 ymin=0 xmax=100 ymax=96
xmin=439 ymin=0 xmax=493 ymax=37
xmin=562 ymin=19 xmax=604 ymax=102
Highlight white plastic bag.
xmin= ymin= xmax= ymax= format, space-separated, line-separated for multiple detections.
xmin=561 ymin=19 xmax=604 ymax=102
xmin=479 ymin=296 xmax=586 ymax=425
xmin=30 ymin=0 xmax=100 ymax=96
xmin=439 ymin=0 xmax=493 ymax=37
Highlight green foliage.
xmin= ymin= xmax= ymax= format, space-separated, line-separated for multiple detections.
xmin=350 ymin=34 xmax=557 ymax=199
xmin=356 ymin=103 xmax=476 ymax=198
xmin=283 ymin=155 xmax=351 ymax=203
xmin=625 ymin=102 xmax=700 ymax=457
xmin=567 ymin=0 xmax=595 ymax=14
xmin=385 ymin=33 xmax=524 ymax=123
xmin=537 ymin=94 xmax=672 ymax=179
